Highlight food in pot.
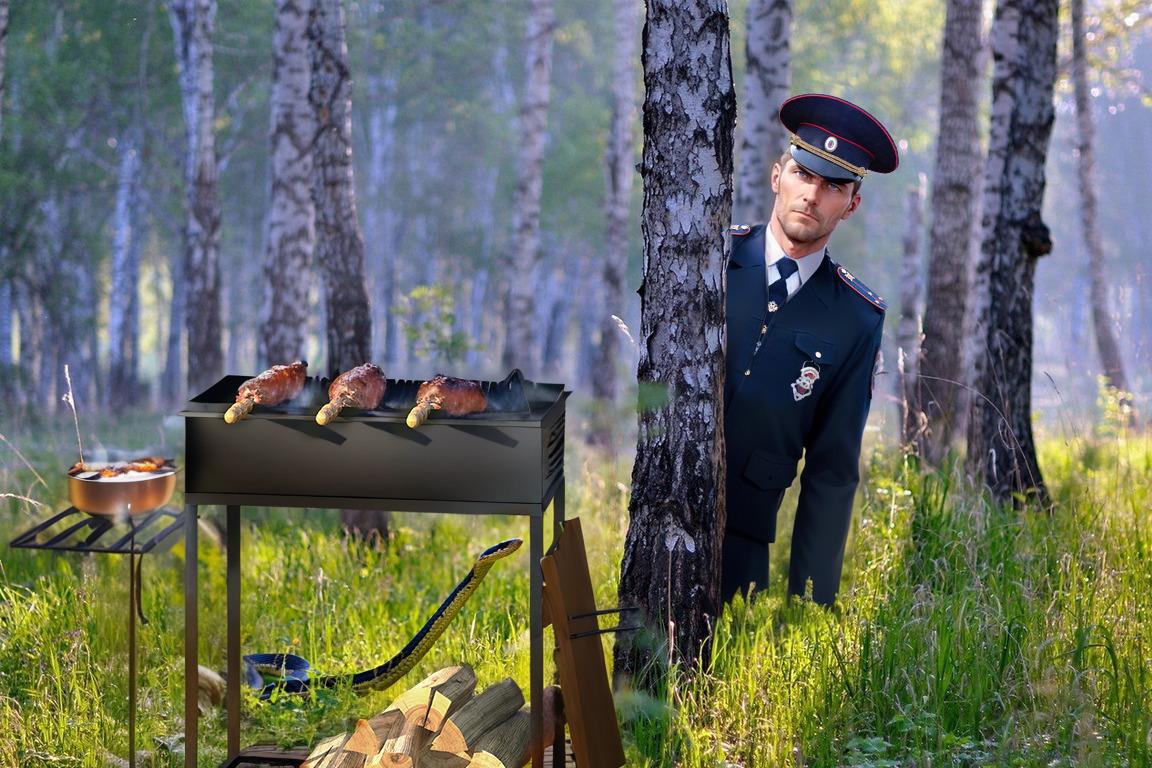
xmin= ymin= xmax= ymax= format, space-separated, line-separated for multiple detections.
xmin=315 ymin=363 xmax=387 ymax=425
xmin=224 ymin=360 xmax=308 ymax=423
xmin=406 ymin=374 xmax=487 ymax=428
xmin=68 ymin=456 xmax=176 ymax=480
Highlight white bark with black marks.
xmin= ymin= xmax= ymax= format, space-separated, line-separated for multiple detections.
xmin=502 ymin=0 xmax=555 ymax=375
xmin=308 ymin=0 xmax=371 ymax=376
xmin=920 ymin=0 xmax=985 ymax=464
xmin=260 ymin=0 xmax=316 ymax=367
xmin=169 ymin=0 xmax=223 ymax=398
xmin=966 ymin=0 xmax=1057 ymax=504
xmin=614 ymin=0 xmax=735 ymax=689
xmin=734 ymin=0 xmax=791 ymax=224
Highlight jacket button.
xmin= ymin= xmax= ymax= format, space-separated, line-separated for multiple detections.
xmin=744 ymin=369 xmax=751 ymax=376
xmin=815 ymin=351 xmax=822 ymax=359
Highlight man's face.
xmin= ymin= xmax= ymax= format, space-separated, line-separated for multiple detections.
xmin=770 ymin=158 xmax=861 ymax=250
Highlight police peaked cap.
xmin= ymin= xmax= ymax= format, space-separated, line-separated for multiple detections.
xmin=778 ymin=93 xmax=899 ymax=182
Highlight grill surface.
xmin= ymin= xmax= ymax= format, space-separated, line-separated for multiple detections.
xmin=180 ymin=372 xmax=568 ymax=505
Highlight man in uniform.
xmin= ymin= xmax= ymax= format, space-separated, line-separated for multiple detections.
xmin=723 ymin=93 xmax=898 ymax=606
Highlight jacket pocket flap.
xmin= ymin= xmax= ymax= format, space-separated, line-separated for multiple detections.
xmin=743 ymin=450 xmax=798 ymax=491
xmin=794 ymin=332 xmax=836 ymax=365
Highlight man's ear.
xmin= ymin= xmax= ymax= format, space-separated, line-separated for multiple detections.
xmin=770 ymin=162 xmax=783 ymax=193
xmin=840 ymin=193 xmax=862 ymax=221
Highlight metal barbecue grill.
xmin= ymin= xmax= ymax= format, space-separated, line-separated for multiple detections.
xmin=179 ymin=371 xmax=569 ymax=768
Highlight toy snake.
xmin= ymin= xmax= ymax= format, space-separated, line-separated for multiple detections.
xmin=244 ymin=537 xmax=522 ymax=699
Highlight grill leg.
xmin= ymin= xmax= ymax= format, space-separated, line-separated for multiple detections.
xmin=531 ymin=507 xmax=543 ymax=768
xmin=184 ymin=505 xmax=198 ymax=768
xmin=129 ymin=547 xmax=137 ymax=768
xmin=227 ymin=505 xmax=242 ymax=757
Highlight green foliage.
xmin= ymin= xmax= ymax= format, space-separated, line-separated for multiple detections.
xmin=3 ymin=416 xmax=1152 ymax=765
xmin=391 ymin=284 xmax=480 ymax=364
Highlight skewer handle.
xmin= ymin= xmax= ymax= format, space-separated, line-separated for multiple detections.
xmin=224 ymin=397 xmax=256 ymax=424
xmin=406 ymin=399 xmax=435 ymax=429
xmin=316 ymin=396 xmax=352 ymax=426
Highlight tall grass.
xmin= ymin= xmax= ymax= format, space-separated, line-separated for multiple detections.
xmin=2 ymin=412 xmax=1150 ymax=766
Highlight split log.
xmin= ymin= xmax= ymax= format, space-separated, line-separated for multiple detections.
xmin=430 ymin=678 xmax=524 ymax=754
xmin=387 ymin=664 xmax=477 ymax=730
xmin=467 ymin=709 xmax=530 ymax=768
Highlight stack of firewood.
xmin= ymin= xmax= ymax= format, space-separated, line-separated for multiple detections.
xmin=302 ymin=665 xmax=561 ymax=768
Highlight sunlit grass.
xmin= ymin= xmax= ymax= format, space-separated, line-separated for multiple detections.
xmin=2 ymin=412 xmax=1150 ymax=766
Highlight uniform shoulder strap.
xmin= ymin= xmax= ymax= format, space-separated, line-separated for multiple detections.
xmin=832 ymin=261 xmax=887 ymax=312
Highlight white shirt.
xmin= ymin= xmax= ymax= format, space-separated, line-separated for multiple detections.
xmin=764 ymin=232 xmax=824 ymax=301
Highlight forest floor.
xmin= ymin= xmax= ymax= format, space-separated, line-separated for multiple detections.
xmin=1 ymin=409 xmax=1149 ymax=767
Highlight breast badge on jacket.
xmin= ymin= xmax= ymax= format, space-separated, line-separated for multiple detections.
xmin=791 ymin=363 xmax=821 ymax=401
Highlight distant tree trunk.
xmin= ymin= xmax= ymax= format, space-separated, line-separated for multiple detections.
xmin=260 ymin=0 xmax=316 ymax=367
xmin=169 ymin=0 xmax=223 ymax=398
xmin=309 ymin=0 xmax=371 ymax=376
xmin=966 ymin=0 xmax=1057 ymax=505
xmin=309 ymin=0 xmax=382 ymax=537
xmin=0 ymin=0 xmax=8 ymax=144
xmin=733 ymin=0 xmax=791 ymax=223
xmin=588 ymin=0 xmax=640 ymax=446
xmin=162 ymin=247 xmax=186 ymax=403
xmin=0 ymin=281 xmax=11 ymax=368
xmin=1071 ymin=0 xmax=1133 ymax=414
xmin=107 ymin=136 xmax=143 ymax=410
xmin=897 ymin=178 xmax=926 ymax=452
xmin=614 ymin=0 xmax=735 ymax=691
xmin=920 ymin=0 xmax=985 ymax=465
xmin=502 ymin=0 xmax=555 ymax=376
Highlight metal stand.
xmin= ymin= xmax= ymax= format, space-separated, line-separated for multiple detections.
xmin=10 ymin=507 xmax=185 ymax=768
xmin=183 ymin=478 xmax=564 ymax=768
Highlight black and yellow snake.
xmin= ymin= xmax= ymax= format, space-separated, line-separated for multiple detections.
xmin=244 ymin=537 xmax=522 ymax=699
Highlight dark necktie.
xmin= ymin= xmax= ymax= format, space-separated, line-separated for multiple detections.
xmin=768 ymin=257 xmax=798 ymax=312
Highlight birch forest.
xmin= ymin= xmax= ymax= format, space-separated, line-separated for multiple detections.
xmin=0 ymin=0 xmax=1150 ymax=437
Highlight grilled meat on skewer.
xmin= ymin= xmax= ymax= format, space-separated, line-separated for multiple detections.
xmin=406 ymin=374 xmax=487 ymax=428
xmin=316 ymin=363 xmax=387 ymax=425
xmin=224 ymin=360 xmax=308 ymax=423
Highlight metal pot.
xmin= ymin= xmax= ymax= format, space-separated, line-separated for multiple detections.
xmin=68 ymin=469 xmax=177 ymax=516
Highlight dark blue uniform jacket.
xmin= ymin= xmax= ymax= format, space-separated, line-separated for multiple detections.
xmin=724 ymin=224 xmax=884 ymax=603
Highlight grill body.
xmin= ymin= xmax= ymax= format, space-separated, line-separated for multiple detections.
xmin=181 ymin=375 xmax=567 ymax=505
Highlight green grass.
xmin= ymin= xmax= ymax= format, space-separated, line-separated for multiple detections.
xmin=2 ymin=412 xmax=1150 ymax=767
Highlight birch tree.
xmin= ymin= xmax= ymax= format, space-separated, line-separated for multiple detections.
xmin=589 ymin=0 xmax=640 ymax=444
xmin=614 ymin=0 xmax=735 ymax=688
xmin=260 ymin=0 xmax=316 ymax=367
xmin=1070 ymin=0 xmax=1133 ymax=413
xmin=919 ymin=0 xmax=985 ymax=464
xmin=107 ymin=137 xmax=143 ymax=408
xmin=966 ymin=0 xmax=1057 ymax=504
xmin=309 ymin=0 xmax=371 ymax=376
xmin=502 ymin=0 xmax=555 ymax=375
xmin=169 ymin=0 xmax=223 ymax=397
xmin=897 ymin=179 xmax=926 ymax=451
xmin=0 ymin=0 xmax=8 ymax=144
xmin=733 ymin=0 xmax=791 ymax=224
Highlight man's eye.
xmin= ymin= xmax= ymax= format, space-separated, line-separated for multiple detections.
xmin=827 ymin=183 xmax=842 ymax=192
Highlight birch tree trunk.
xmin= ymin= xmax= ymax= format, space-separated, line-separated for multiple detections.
xmin=107 ymin=136 xmax=143 ymax=410
xmin=260 ymin=0 xmax=316 ymax=367
xmin=502 ymin=0 xmax=555 ymax=376
xmin=0 ymin=281 xmax=11 ymax=369
xmin=896 ymin=178 xmax=926 ymax=452
xmin=1071 ymin=0 xmax=1133 ymax=413
xmin=733 ymin=0 xmax=791 ymax=224
xmin=614 ymin=0 xmax=735 ymax=689
xmin=589 ymin=0 xmax=640 ymax=446
xmin=920 ymin=0 xmax=985 ymax=465
xmin=966 ymin=0 xmax=1057 ymax=505
xmin=0 ymin=0 xmax=8 ymax=144
xmin=169 ymin=0 xmax=223 ymax=398
xmin=309 ymin=0 xmax=371 ymax=376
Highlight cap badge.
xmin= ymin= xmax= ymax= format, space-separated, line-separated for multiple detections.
xmin=824 ymin=136 xmax=838 ymax=152
xmin=791 ymin=363 xmax=821 ymax=401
